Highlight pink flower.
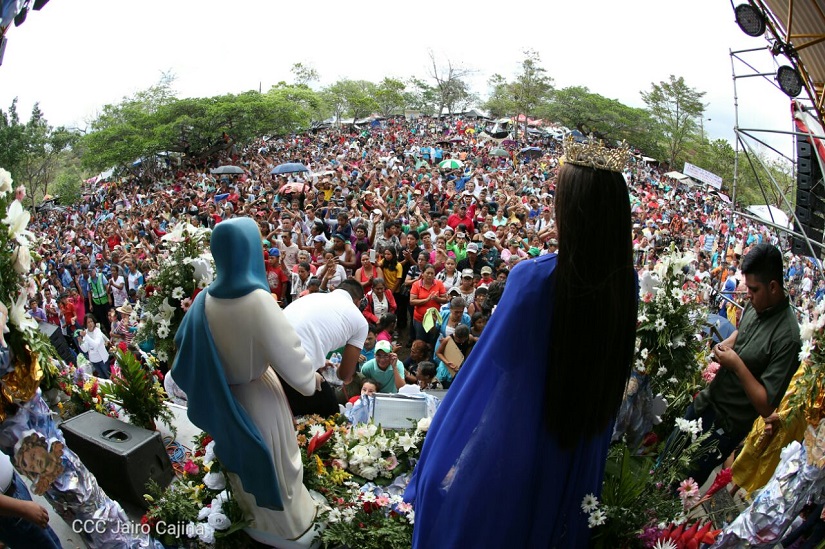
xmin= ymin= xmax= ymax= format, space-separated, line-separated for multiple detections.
xmin=183 ymin=460 xmax=200 ymax=476
xmin=181 ymin=297 xmax=193 ymax=312
xmin=678 ymin=477 xmax=700 ymax=509
xmin=701 ymin=362 xmax=721 ymax=383
xmin=375 ymin=495 xmax=390 ymax=507
xmin=642 ymin=293 xmax=653 ymax=303
xmin=385 ymin=455 xmax=398 ymax=471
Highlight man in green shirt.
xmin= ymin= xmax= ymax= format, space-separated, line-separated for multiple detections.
xmin=671 ymin=244 xmax=800 ymax=487
xmin=360 ymin=341 xmax=405 ymax=394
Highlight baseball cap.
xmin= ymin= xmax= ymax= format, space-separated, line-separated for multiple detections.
xmin=466 ymin=243 xmax=478 ymax=253
xmin=461 ymin=269 xmax=474 ymax=278
xmin=481 ymin=266 xmax=492 ymax=275
xmin=483 ymin=231 xmax=497 ymax=240
xmin=375 ymin=340 xmax=392 ymax=354
xmin=268 ymin=247 xmax=280 ymax=257
xmin=313 ymin=235 xmax=326 ymax=242
xmin=95 ymin=253 xmax=103 ymax=260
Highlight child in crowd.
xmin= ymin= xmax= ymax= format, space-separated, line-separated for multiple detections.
xmin=416 ymin=361 xmax=442 ymax=390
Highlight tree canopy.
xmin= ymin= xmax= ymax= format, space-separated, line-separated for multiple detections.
xmin=641 ymin=75 xmax=706 ymax=166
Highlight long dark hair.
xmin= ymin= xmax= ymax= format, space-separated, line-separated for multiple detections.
xmin=547 ymin=164 xmax=637 ymax=449
xmin=382 ymin=247 xmax=398 ymax=271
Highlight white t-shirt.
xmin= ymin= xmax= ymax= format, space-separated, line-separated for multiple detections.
xmin=283 ymin=289 xmax=369 ymax=370
xmin=0 ymin=450 xmax=12 ymax=493
xmin=111 ymin=275 xmax=128 ymax=307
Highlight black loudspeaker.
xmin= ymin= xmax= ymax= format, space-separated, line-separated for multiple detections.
xmin=61 ymin=411 xmax=174 ymax=509
xmin=794 ymin=136 xmax=825 ymax=256
xmin=38 ymin=322 xmax=75 ymax=365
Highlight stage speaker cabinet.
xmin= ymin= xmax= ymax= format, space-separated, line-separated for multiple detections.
xmin=61 ymin=410 xmax=173 ymax=509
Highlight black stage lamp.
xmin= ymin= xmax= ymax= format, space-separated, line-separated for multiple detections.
xmin=32 ymin=0 xmax=49 ymax=9
xmin=777 ymin=65 xmax=804 ymax=97
xmin=735 ymin=3 xmax=766 ymax=37
xmin=13 ymin=5 xmax=27 ymax=27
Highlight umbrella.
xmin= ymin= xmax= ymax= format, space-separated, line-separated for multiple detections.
xmin=704 ymin=314 xmax=735 ymax=345
xmin=449 ymin=136 xmax=464 ymax=142
xmin=270 ymin=162 xmax=309 ymax=175
xmin=438 ymin=159 xmax=464 ymax=170
xmin=520 ymin=147 xmax=543 ymax=159
xmin=211 ymin=165 xmax=245 ymax=175
xmin=490 ymin=148 xmax=510 ymax=158
xmin=279 ymin=181 xmax=309 ymax=194
xmin=501 ymin=139 xmax=517 ymax=147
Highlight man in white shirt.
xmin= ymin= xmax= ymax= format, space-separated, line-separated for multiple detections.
xmin=281 ymin=279 xmax=369 ymax=416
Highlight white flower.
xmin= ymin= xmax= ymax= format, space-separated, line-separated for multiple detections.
xmin=639 ymin=348 xmax=649 ymax=360
xmin=198 ymin=279 xmax=209 ymax=289
xmin=191 ymin=256 xmax=215 ymax=285
xmin=207 ymin=512 xmax=231 ymax=531
xmin=587 ymin=509 xmax=606 ymax=528
xmin=581 ymin=493 xmax=599 ymax=513
xmin=156 ymin=326 xmax=170 ymax=339
xmin=397 ymin=433 xmax=417 ymax=452
xmin=800 ymin=339 xmax=814 ymax=362
xmin=186 ymin=521 xmax=199 ymax=538
xmin=668 ymin=376 xmax=678 ymax=385
xmin=654 ymin=539 xmax=678 ymax=549
xmin=155 ymin=350 xmax=169 ymax=363
xmin=129 ymin=311 xmax=139 ymax=324
xmin=9 ymin=291 xmax=37 ymax=333
xmin=672 ymin=335 xmax=685 ymax=348
xmin=801 ymin=321 xmax=816 ymax=342
xmin=11 ymin=244 xmax=31 ymax=274
xmin=654 ymin=318 xmax=667 ymax=332
xmin=657 ymin=366 xmax=668 ymax=377
xmin=204 ymin=440 xmax=216 ymax=463
xmin=634 ymin=359 xmax=646 ymax=374
xmin=197 ymin=507 xmax=211 ymax=521
xmin=203 ymin=471 xmax=226 ymax=491
xmin=327 ymin=508 xmax=342 ymax=523
xmin=197 ymin=523 xmax=215 ymax=544
xmin=359 ymin=465 xmax=379 ymax=480
xmin=416 ymin=417 xmax=431 ymax=432
xmin=159 ymin=297 xmax=176 ymax=320
xmin=308 ymin=424 xmax=326 ymax=438
xmin=0 ymin=168 xmax=12 ymax=196
xmin=171 ymin=286 xmax=185 ymax=300
xmin=671 ymin=288 xmax=684 ymax=302
xmin=406 ymin=509 xmax=415 ymax=524
xmin=3 ymin=200 xmax=33 ymax=243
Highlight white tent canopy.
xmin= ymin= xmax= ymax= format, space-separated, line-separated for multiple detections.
xmin=746 ymin=205 xmax=793 ymax=229
xmin=663 ymin=171 xmax=691 ymax=181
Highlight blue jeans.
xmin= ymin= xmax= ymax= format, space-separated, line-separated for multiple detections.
xmin=92 ymin=360 xmax=110 ymax=379
xmin=0 ymin=473 xmax=62 ymax=548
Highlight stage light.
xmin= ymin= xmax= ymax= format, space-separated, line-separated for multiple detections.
xmin=32 ymin=0 xmax=49 ymax=10
xmin=777 ymin=65 xmax=804 ymax=97
xmin=13 ymin=5 xmax=27 ymax=27
xmin=735 ymin=4 xmax=766 ymax=37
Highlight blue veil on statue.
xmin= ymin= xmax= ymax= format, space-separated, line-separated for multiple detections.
xmin=405 ymin=254 xmax=611 ymax=548
xmin=171 ymin=218 xmax=284 ymax=510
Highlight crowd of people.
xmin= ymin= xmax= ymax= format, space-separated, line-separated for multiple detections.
xmin=21 ymin=115 xmax=821 ymax=387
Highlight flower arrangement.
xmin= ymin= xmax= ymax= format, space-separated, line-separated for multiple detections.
xmin=135 ymin=222 xmax=212 ymax=363
xmin=328 ymin=418 xmax=427 ymax=483
xmin=143 ymin=432 xmax=252 ymax=548
xmin=635 ymin=247 xmax=705 ymax=395
xmin=583 ymin=422 xmax=719 ymax=549
xmin=320 ymin=479 xmax=416 ymax=549
xmin=788 ymin=302 xmax=825 ymax=420
xmin=54 ymin=362 xmax=119 ymax=420
xmin=100 ymin=349 xmax=173 ymax=431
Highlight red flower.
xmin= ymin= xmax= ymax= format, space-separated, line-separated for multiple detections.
xmin=140 ymin=515 xmax=155 ymax=527
xmin=183 ymin=460 xmax=200 ymax=476
xmin=642 ymin=432 xmax=659 ymax=447
xmin=117 ymin=341 xmax=129 ymax=353
xmin=703 ymin=467 xmax=732 ymax=499
xmin=201 ymin=435 xmax=213 ymax=447
xmin=307 ymin=429 xmax=334 ymax=457
xmin=154 ymin=369 xmax=164 ymax=381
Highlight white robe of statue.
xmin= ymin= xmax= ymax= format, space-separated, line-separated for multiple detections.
xmin=206 ymin=289 xmax=321 ymax=548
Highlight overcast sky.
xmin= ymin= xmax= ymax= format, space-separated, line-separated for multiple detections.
xmin=0 ymin=0 xmax=799 ymax=158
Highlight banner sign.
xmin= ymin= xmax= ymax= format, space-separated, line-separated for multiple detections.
xmin=683 ymin=162 xmax=723 ymax=189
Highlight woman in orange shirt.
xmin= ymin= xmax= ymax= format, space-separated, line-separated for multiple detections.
xmin=409 ymin=264 xmax=448 ymax=347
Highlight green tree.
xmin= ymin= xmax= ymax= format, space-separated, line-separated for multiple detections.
xmin=0 ymin=99 xmax=26 ymax=176
xmin=541 ymin=86 xmax=662 ymax=158
xmin=373 ymin=78 xmax=407 ymax=118
xmin=640 ymin=75 xmax=706 ymax=166
xmin=427 ymin=51 xmax=474 ymax=115
xmin=322 ymin=80 xmax=379 ymax=122
xmin=291 ymin=62 xmax=319 ymax=88
xmin=404 ymin=77 xmax=439 ymax=116
xmin=12 ymin=103 xmax=78 ymax=208
xmin=484 ymin=73 xmax=516 ymax=119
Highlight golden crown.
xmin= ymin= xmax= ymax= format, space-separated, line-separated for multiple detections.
xmin=561 ymin=135 xmax=630 ymax=173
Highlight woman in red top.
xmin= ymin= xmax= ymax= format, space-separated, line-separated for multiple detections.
xmin=409 ymin=264 xmax=448 ymax=346
xmin=354 ymin=251 xmax=383 ymax=295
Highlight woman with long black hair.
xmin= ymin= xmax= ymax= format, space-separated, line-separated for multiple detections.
xmin=405 ymin=137 xmax=637 ymax=548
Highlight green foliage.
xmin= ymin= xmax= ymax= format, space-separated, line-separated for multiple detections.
xmin=290 ymin=62 xmax=319 ymax=88
xmin=427 ymin=51 xmax=475 ymax=115
xmin=541 ymin=86 xmax=663 ymax=157
xmin=640 ymin=75 xmax=707 ymax=166
xmin=374 ymin=78 xmax=408 ymax=118
xmin=101 ymin=350 xmax=173 ymax=431
xmin=81 ymin=75 xmax=324 ymax=172
xmin=404 ymin=77 xmax=439 ymax=115
xmin=322 ymin=79 xmax=380 ymax=121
